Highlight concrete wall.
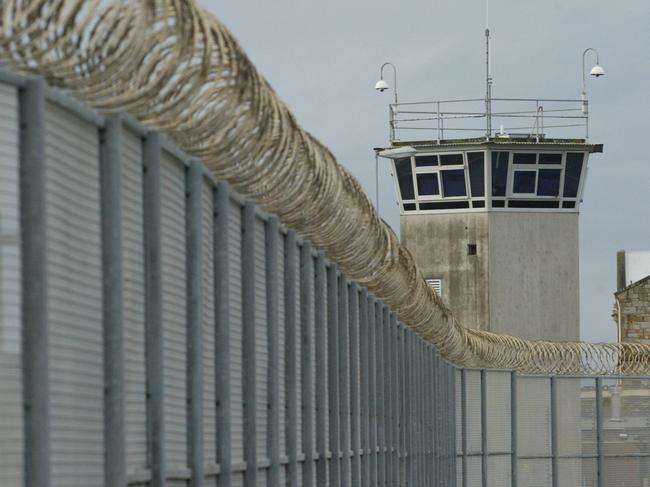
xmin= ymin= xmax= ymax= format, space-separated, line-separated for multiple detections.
xmin=401 ymin=213 xmax=490 ymax=330
xmin=401 ymin=211 xmax=580 ymax=341
xmin=488 ymin=212 xmax=580 ymax=341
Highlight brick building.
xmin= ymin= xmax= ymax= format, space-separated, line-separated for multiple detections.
xmin=613 ymin=250 xmax=650 ymax=344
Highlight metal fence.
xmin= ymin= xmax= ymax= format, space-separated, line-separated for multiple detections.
xmin=0 ymin=73 xmax=457 ymax=486
xmin=457 ymin=369 xmax=650 ymax=487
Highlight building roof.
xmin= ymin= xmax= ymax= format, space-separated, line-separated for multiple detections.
xmin=392 ymin=137 xmax=603 ymax=153
xmin=615 ymin=274 xmax=650 ymax=296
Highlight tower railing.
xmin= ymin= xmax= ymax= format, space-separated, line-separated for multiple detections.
xmin=389 ymin=97 xmax=588 ymax=144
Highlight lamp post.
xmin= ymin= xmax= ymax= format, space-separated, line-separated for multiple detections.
xmin=581 ymin=48 xmax=605 ymax=123
xmin=374 ymin=62 xmax=399 ymax=105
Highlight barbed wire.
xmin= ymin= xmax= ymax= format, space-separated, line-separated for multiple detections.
xmin=2 ymin=0 xmax=648 ymax=375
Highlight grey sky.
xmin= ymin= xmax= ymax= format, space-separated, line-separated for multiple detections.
xmin=208 ymin=0 xmax=650 ymax=343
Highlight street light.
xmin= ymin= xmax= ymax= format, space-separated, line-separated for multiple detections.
xmin=374 ymin=62 xmax=399 ymax=105
xmin=581 ymin=47 xmax=605 ymax=115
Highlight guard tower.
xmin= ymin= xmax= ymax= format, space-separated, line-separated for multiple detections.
xmin=376 ymin=46 xmax=604 ymax=341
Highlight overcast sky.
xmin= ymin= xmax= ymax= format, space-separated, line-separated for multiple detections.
xmin=208 ymin=0 xmax=650 ymax=343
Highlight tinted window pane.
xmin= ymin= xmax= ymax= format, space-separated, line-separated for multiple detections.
xmin=415 ymin=155 xmax=439 ymax=167
xmin=562 ymin=201 xmax=576 ymax=209
xmin=441 ymin=170 xmax=467 ymax=197
xmin=472 ymin=200 xmax=485 ymax=208
xmin=491 ymin=152 xmax=509 ymax=196
xmin=513 ymin=153 xmax=537 ymax=164
xmin=563 ymin=153 xmax=584 ymax=198
xmin=508 ymin=200 xmax=559 ymax=209
xmin=537 ymin=169 xmax=561 ymax=196
xmin=403 ymin=203 xmax=416 ymax=211
xmin=467 ymin=152 xmax=485 ymax=197
xmin=513 ymin=171 xmax=536 ymax=193
xmin=395 ymin=157 xmax=415 ymax=200
xmin=492 ymin=200 xmax=505 ymax=208
xmin=539 ymin=153 xmax=562 ymax=164
xmin=440 ymin=153 xmax=464 ymax=165
xmin=416 ymin=173 xmax=440 ymax=195
xmin=419 ymin=201 xmax=470 ymax=210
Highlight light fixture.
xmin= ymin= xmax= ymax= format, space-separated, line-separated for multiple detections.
xmin=378 ymin=146 xmax=417 ymax=159
xmin=581 ymin=48 xmax=605 ymax=116
xmin=374 ymin=62 xmax=398 ymax=104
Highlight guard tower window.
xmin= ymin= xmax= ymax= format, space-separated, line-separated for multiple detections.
xmin=491 ymin=151 xmax=509 ymax=196
xmin=513 ymin=153 xmax=537 ymax=164
xmin=395 ymin=157 xmax=415 ymax=200
xmin=513 ymin=171 xmax=536 ymax=194
xmin=563 ymin=153 xmax=584 ymax=198
xmin=415 ymin=155 xmax=439 ymax=167
xmin=467 ymin=152 xmax=485 ymax=197
xmin=537 ymin=169 xmax=561 ymax=196
xmin=416 ymin=173 xmax=440 ymax=196
xmin=440 ymin=153 xmax=464 ymax=165
xmin=441 ymin=169 xmax=467 ymax=197
xmin=539 ymin=153 xmax=562 ymax=164
xmin=467 ymin=243 xmax=477 ymax=255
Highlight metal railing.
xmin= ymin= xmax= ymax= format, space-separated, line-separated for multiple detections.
xmin=457 ymin=369 xmax=650 ymax=487
xmin=389 ymin=97 xmax=589 ymax=143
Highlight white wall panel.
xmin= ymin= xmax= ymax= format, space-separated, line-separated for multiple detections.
xmin=0 ymin=82 xmax=22 ymax=487
xmin=160 ymin=152 xmax=188 ymax=473
xmin=45 ymin=101 xmax=104 ymax=486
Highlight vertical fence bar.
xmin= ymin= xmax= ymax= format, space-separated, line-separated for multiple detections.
xmin=399 ymin=326 xmax=406 ymax=483
xmin=433 ymin=352 xmax=439 ymax=487
xmin=327 ymin=264 xmax=341 ymax=487
xmin=425 ymin=347 xmax=432 ymax=485
xmin=418 ymin=341 xmax=424 ymax=487
xmin=186 ymin=160 xmax=204 ymax=487
xmin=368 ymin=296 xmax=378 ymax=487
xmin=284 ymin=230 xmax=298 ymax=487
xmin=460 ymin=369 xmax=467 ymax=487
xmin=143 ymin=131 xmax=166 ymax=485
xmin=375 ymin=302 xmax=385 ymax=487
xmin=359 ymin=289 xmax=369 ymax=487
xmin=266 ymin=216 xmax=281 ymax=487
xmin=315 ymin=255 xmax=328 ymax=486
xmin=242 ymin=202 xmax=257 ymax=487
xmin=480 ymin=369 xmax=488 ymax=487
xmin=300 ymin=242 xmax=315 ymax=487
xmin=20 ymin=77 xmax=51 ymax=487
xmin=390 ymin=315 xmax=400 ymax=487
xmin=338 ymin=277 xmax=351 ymax=487
xmin=550 ymin=376 xmax=558 ymax=487
xmin=348 ymin=284 xmax=361 ymax=486
xmin=383 ymin=308 xmax=392 ymax=486
xmin=596 ymin=377 xmax=604 ymax=487
xmin=100 ymin=113 xmax=127 ymax=486
xmin=214 ymin=182 xmax=232 ymax=487
xmin=510 ymin=371 xmax=518 ymax=487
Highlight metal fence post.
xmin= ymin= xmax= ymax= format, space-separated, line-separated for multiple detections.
xmin=359 ymin=288 xmax=369 ymax=487
xmin=511 ymin=371 xmax=518 ymax=487
xmin=327 ymin=264 xmax=341 ymax=487
xmin=338 ymin=276 xmax=351 ymax=487
xmin=550 ymin=376 xmax=558 ymax=487
xmin=348 ymin=283 xmax=361 ymax=486
xmin=143 ymin=131 xmax=166 ymax=485
xmin=461 ymin=369 xmax=467 ymax=487
xmin=99 ymin=113 xmax=127 ymax=486
xmin=368 ymin=296 xmax=378 ymax=487
xmin=480 ymin=369 xmax=488 ymax=487
xmin=186 ymin=159 xmax=204 ymax=487
xmin=266 ymin=216 xmax=281 ymax=487
xmin=315 ymin=255 xmax=328 ymax=486
xmin=383 ymin=308 xmax=393 ymax=486
xmin=596 ymin=377 xmax=604 ymax=487
xmin=375 ymin=302 xmax=385 ymax=487
xmin=284 ymin=230 xmax=299 ymax=487
xmin=242 ymin=202 xmax=257 ymax=487
xmin=300 ymin=242 xmax=315 ymax=487
xmin=20 ymin=77 xmax=51 ymax=487
xmin=390 ymin=314 xmax=400 ymax=487
xmin=214 ymin=182 xmax=232 ymax=487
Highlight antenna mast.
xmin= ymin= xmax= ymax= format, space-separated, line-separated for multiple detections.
xmin=485 ymin=0 xmax=493 ymax=138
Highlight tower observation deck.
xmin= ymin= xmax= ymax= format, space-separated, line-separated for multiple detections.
xmin=379 ymin=96 xmax=602 ymax=341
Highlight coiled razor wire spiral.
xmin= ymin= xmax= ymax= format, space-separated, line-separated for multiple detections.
xmin=2 ymin=0 xmax=648 ymax=375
